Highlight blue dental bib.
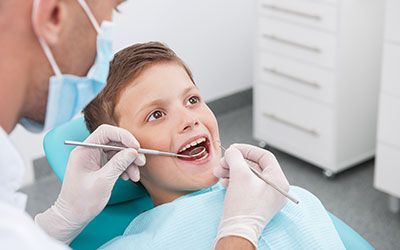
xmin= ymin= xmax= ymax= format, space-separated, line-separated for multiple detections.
xmin=99 ymin=184 xmax=345 ymax=250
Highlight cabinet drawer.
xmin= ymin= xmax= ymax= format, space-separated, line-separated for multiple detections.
xmin=385 ymin=0 xmax=400 ymax=43
xmin=375 ymin=143 xmax=400 ymax=197
xmin=377 ymin=94 xmax=400 ymax=147
xmin=258 ymin=18 xmax=337 ymax=69
xmin=381 ymin=43 xmax=400 ymax=96
xmin=259 ymin=0 xmax=338 ymax=32
xmin=254 ymin=85 xmax=334 ymax=166
xmin=258 ymin=53 xmax=335 ymax=104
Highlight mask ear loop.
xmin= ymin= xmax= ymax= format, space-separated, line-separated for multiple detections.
xmin=31 ymin=0 xmax=62 ymax=78
xmin=76 ymin=0 xmax=102 ymax=34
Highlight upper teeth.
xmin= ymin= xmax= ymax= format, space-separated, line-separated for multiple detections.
xmin=179 ymin=137 xmax=207 ymax=153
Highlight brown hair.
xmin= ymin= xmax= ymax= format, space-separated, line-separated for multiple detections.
xmin=83 ymin=41 xmax=195 ymax=132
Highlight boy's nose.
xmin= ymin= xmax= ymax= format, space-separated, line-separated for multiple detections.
xmin=179 ymin=111 xmax=199 ymax=133
xmin=181 ymin=120 xmax=199 ymax=133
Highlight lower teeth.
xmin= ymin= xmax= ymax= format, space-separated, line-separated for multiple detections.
xmin=196 ymin=152 xmax=208 ymax=161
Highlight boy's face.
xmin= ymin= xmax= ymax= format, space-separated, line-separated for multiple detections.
xmin=115 ymin=62 xmax=220 ymax=205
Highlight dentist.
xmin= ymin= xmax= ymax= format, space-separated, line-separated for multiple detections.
xmin=0 ymin=0 xmax=289 ymax=249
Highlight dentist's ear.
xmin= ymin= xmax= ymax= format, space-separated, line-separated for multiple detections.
xmin=31 ymin=0 xmax=67 ymax=45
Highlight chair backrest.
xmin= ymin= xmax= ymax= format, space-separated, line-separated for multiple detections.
xmin=327 ymin=212 xmax=374 ymax=250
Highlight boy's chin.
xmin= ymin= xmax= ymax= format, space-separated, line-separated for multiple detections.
xmin=185 ymin=176 xmax=220 ymax=191
xmin=200 ymin=175 xmax=220 ymax=189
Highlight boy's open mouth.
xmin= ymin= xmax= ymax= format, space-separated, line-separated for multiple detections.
xmin=177 ymin=136 xmax=210 ymax=161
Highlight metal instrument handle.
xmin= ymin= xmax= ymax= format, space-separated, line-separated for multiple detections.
xmin=263 ymin=113 xmax=319 ymax=137
xmin=248 ymin=164 xmax=299 ymax=204
xmin=64 ymin=141 xmax=193 ymax=158
xmin=263 ymin=34 xmax=321 ymax=53
xmin=138 ymin=149 xmax=191 ymax=158
xmin=262 ymin=3 xmax=321 ymax=21
xmin=263 ymin=67 xmax=321 ymax=88
xmin=64 ymin=141 xmax=126 ymax=151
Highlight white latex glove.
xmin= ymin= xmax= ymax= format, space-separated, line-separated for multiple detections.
xmin=213 ymin=143 xmax=289 ymax=248
xmin=35 ymin=125 xmax=145 ymax=244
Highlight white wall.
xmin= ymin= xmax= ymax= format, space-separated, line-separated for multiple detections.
xmin=13 ymin=0 xmax=256 ymax=186
xmin=113 ymin=0 xmax=256 ymax=101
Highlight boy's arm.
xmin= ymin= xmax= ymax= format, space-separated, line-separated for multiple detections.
xmin=215 ymin=236 xmax=255 ymax=250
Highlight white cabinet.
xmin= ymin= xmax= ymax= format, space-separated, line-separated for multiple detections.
xmin=253 ymin=0 xmax=385 ymax=175
xmin=374 ymin=0 xmax=400 ymax=213
xmin=259 ymin=0 xmax=338 ymax=32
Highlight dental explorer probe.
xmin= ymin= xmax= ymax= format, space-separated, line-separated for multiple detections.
xmin=218 ymin=144 xmax=299 ymax=204
xmin=64 ymin=140 xmax=205 ymax=158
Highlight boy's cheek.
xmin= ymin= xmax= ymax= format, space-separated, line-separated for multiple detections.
xmin=141 ymin=156 xmax=171 ymax=177
xmin=139 ymin=130 xmax=170 ymax=151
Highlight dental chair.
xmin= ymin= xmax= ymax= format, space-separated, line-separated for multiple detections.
xmin=43 ymin=117 xmax=375 ymax=250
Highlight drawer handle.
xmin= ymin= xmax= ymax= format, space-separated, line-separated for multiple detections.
xmin=262 ymin=4 xmax=322 ymax=21
xmin=263 ymin=67 xmax=321 ymax=88
xmin=263 ymin=34 xmax=321 ymax=53
xmin=263 ymin=113 xmax=319 ymax=137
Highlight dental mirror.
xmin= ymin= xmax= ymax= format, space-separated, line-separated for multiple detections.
xmin=188 ymin=146 xmax=207 ymax=158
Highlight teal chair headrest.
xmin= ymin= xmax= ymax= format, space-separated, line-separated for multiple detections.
xmin=43 ymin=117 xmax=148 ymax=205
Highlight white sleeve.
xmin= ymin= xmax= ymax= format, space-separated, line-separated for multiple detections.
xmin=0 ymin=202 xmax=70 ymax=250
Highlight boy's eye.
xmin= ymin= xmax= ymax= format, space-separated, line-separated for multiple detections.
xmin=186 ymin=96 xmax=200 ymax=106
xmin=147 ymin=110 xmax=165 ymax=122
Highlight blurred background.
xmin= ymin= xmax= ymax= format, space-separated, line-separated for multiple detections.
xmin=15 ymin=0 xmax=400 ymax=249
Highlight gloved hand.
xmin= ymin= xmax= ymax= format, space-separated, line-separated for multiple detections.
xmin=213 ymin=143 xmax=289 ymax=248
xmin=35 ymin=124 xmax=145 ymax=244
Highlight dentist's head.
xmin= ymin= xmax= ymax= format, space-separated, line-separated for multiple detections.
xmin=0 ymin=0 xmax=152 ymax=245
xmin=0 ymin=0 xmax=125 ymax=133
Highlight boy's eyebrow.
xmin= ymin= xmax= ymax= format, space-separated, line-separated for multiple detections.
xmin=136 ymin=85 xmax=197 ymax=115
xmin=138 ymin=98 xmax=168 ymax=112
xmin=181 ymin=85 xmax=197 ymax=97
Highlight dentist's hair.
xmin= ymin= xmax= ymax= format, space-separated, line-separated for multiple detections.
xmin=83 ymin=41 xmax=195 ymax=133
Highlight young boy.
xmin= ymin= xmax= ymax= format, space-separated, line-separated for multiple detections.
xmin=83 ymin=42 xmax=345 ymax=249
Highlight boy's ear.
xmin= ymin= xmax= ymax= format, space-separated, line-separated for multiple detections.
xmin=32 ymin=0 xmax=67 ymax=45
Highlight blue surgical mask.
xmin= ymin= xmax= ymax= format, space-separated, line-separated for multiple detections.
xmin=20 ymin=0 xmax=114 ymax=133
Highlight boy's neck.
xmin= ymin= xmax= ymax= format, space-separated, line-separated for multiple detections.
xmin=146 ymin=180 xmax=219 ymax=207
xmin=149 ymin=189 xmax=193 ymax=207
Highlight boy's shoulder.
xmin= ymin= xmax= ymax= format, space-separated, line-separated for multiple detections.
xmin=117 ymin=184 xmax=226 ymax=250
xmin=289 ymin=186 xmax=321 ymax=203
xmin=259 ymin=185 xmax=345 ymax=249
xmin=280 ymin=185 xmax=327 ymax=218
